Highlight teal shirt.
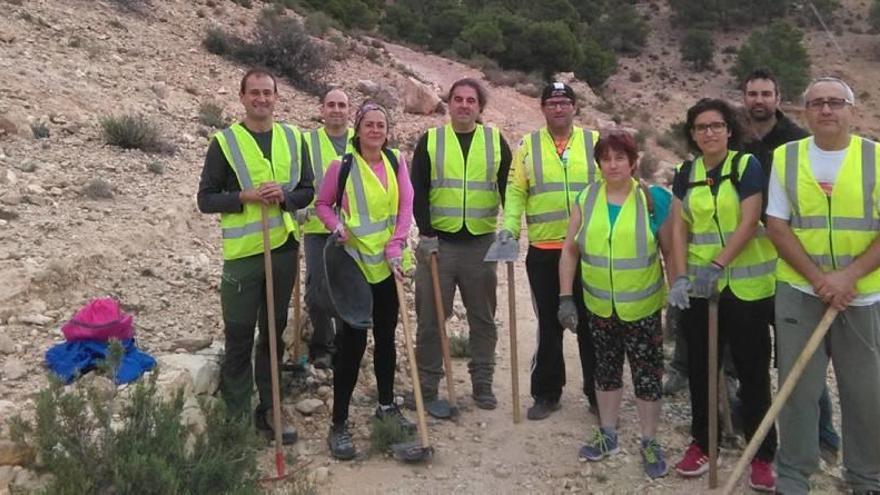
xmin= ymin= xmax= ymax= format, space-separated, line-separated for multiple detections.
xmin=579 ymin=185 xmax=671 ymax=235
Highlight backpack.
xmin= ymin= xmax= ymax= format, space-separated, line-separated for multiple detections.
xmin=334 ymin=148 xmax=400 ymax=208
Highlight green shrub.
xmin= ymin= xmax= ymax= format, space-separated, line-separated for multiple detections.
xmin=449 ymin=334 xmax=470 ymax=359
xmin=593 ymin=4 xmax=649 ymax=55
xmin=146 ymin=160 xmax=165 ymax=175
xmin=30 ymin=122 xmax=50 ymax=139
xmin=670 ymin=0 xmax=791 ymax=29
xmin=305 ymin=10 xmax=334 ymax=37
xmin=198 ymin=101 xmax=226 ymax=129
xmin=101 ymin=114 xmax=172 ymax=153
xmin=369 ymin=415 xmax=414 ymax=454
xmin=231 ymin=0 xmax=253 ymax=7
xmin=459 ymin=17 xmax=505 ymax=57
xmin=681 ymin=29 xmax=714 ymax=71
xmin=202 ymin=26 xmax=238 ymax=56
xmin=733 ymin=21 xmax=810 ymax=100
xmin=870 ymin=0 xmax=880 ymax=32
xmin=575 ymin=37 xmax=617 ymax=87
xmin=7 ymin=370 xmax=261 ymax=494
xmin=83 ymin=178 xmax=114 ymax=199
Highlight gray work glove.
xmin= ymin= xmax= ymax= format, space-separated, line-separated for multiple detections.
xmin=417 ymin=236 xmax=439 ymax=260
xmin=692 ymin=263 xmax=723 ymax=299
xmin=496 ymin=229 xmax=515 ymax=244
xmin=557 ymin=295 xmax=578 ymax=331
xmin=294 ymin=208 xmax=310 ymax=224
xmin=667 ymin=276 xmax=691 ymax=310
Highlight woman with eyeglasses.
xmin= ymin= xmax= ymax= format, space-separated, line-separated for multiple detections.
xmin=666 ymin=98 xmax=778 ymax=491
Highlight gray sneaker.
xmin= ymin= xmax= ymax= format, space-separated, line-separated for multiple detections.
xmin=663 ymin=369 xmax=688 ymax=396
xmin=328 ymin=423 xmax=357 ymax=460
xmin=375 ymin=404 xmax=416 ymax=435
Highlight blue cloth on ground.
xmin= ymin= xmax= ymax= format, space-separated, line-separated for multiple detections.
xmin=45 ymin=338 xmax=156 ymax=384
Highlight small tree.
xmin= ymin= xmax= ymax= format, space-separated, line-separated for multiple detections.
xmin=459 ymin=17 xmax=505 ymax=57
xmin=870 ymin=0 xmax=880 ymax=32
xmin=523 ymin=21 xmax=582 ymax=79
xmin=681 ymin=29 xmax=714 ymax=71
xmin=575 ymin=37 xmax=617 ymax=87
xmin=734 ymin=21 xmax=810 ymax=100
xmin=594 ymin=4 xmax=649 ymax=54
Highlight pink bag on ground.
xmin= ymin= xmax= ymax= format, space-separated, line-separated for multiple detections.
xmin=61 ymin=297 xmax=134 ymax=342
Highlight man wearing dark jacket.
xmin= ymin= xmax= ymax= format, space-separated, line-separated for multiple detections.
xmin=740 ymin=68 xmax=841 ymax=465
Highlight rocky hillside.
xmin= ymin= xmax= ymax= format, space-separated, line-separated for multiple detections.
xmin=0 ymin=0 xmax=874 ymax=492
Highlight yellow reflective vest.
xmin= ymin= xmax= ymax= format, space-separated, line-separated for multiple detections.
xmin=577 ymin=180 xmax=665 ymax=321
xmin=340 ymin=149 xmax=411 ymax=283
xmin=214 ymin=122 xmax=301 ymax=260
xmin=504 ymin=126 xmax=599 ymax=242
xmin=681 ymin=151 xmax=776 ymax=300
xmin=773 ymin=136 xmax=880 ymax=293
xmin=426 ymin=124 xmax=502 ymax=235
xmin=303 ymin=127 xmax=354 ymax=234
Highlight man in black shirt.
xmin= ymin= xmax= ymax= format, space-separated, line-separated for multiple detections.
xmin=410 ymin=78 xmax=512 ymax=413
xmin=197 ymin=69 xmax=314 ymax=444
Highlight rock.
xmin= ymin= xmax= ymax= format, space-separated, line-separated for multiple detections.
xmin=1 ymin=358 xmax=26 ymax=380
xmin=14 ymin=162 xmax=36 ymax=173
xmin=155 ymin=367 xmax=194 ymax=401
xmin=316 ymin=385 xmax=332 ymax=399
xmin=0 ymin=207 xmax=16 ymax=221
xmin=295 ymin=398 xmax=324 ymax=415
xmin=151 ymin=82 xmax=168 ymax=99
xmin=356 ymin=79 xmax=399 ymax=110
xmin=401 ymin=77 xmax=441 ymax=115
xmin=157 ymin=354 xmax=220 ymax=396
xmin=171 ymin=336 xmax=213 ymax=353
xmin=0 ymin=117 xmax=18 ymax=138
xmin=19 ymin=314 xmax=52 ymax=326
xmin=0 ymin=440 xmax=34 ymax=466
xmin=181 ymin=396 xmax=206 ymax=434
xmin=0 ymin=169 xmax=16 ymax=185
xmin=0 ymin=193 xmax=21 ymax=206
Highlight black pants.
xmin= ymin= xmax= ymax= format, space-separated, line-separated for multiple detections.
xmin=682 ymin=291 xmax=777 ymax=460
xmin=526 ymin=246 xmax=597 ymax=406
xmin=332 ymin=275 xmax=399 ymax=425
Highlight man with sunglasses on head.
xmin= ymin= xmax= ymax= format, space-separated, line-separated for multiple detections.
xmin=766 ymin=76 xmax=880 ymax=494
xmin=499 ymin=82 xmax=599 ymax=421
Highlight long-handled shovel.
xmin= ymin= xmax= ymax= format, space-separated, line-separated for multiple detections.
xmin=507 ymin=261 xmax=521 ymax=424
xmin=708 ymin=292 xmax=720 ymax=489
xmin=390 ymin=275 xmax=434 ymax=463
xmin=258 ymin=204 xmax=290 ymax=482
xmin=720 ymin=306 xmax=838 ymax=495
xmin=429 ymin=253 xmax=458 ymax=418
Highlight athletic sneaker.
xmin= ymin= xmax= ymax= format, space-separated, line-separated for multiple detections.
xmin=675 ymin=442 xmax=711 ymax=477
xmin=749 ymin=458 xmax=776 ymax=492
xmin=374 ymin=404 xmax=416 ymax=435
xmin=641 ymin=438 xmax=668 ymax=479
xmin=578 ymin=427 xmax=620 ymax=462
xmin=328 ymin=422 xmax=357 ymax=460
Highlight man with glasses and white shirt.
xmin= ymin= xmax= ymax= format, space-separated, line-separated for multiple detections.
xmin=766 ymin=77 xmax=880 ymax=494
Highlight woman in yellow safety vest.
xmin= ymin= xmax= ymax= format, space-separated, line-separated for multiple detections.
xmin=666 ymin=98 xmax=777 ymax=490
xmin=314 ymin=101 xmax=415 ymax=460
xmin=558 ymin=130 xmax=672 ymax=479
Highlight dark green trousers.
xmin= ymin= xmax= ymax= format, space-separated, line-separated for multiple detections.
xmin=219 ymin=241 xmax=297 ymax=419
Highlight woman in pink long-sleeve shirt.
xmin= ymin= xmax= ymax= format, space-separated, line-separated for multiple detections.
xmin=314 ymin=101 xmax=416 ymax=460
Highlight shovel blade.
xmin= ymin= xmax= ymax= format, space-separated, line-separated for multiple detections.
xmin=391 ymin=441 xmax=434 ymax=463
xmin=483 ymin=239 xmax=517 ymax=262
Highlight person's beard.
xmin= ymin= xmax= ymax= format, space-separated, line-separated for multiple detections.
xmin=749 ymin=106 xmax=774 ymax=122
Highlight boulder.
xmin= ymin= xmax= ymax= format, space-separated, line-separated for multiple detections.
xmin=401 ymin=77 xmax=441 ymax=115
xmin=0 ymin=333 xmax=14 ymax=354
xmin=295 ymin=398 xmax=324 ymax=416
xmin=356 ymin=79 xmax=399 ymax=110
xmin=1 ymin=358 xmax=26 ymax=380
xmin=157 ymin=353 xmax=219 ymax=396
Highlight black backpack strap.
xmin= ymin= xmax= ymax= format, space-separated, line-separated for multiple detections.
xmin=334 ymin=149 xmax=400 ymax=208
xmin=684 ymin=152 xmax=746 ymax=190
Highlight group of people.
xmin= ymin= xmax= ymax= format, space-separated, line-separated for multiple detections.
xmin=197 ymin=67 xmax=880 ymax=494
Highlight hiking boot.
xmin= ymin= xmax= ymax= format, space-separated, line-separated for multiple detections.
xmin=472 ymin=384 xmax=497 ymax=410
xmin=328 ymin=422 xmax=357 ymax=460
xmin=527 ymin=399 xmax=561 ymax=420
xmin=640 ymin=438 xmax=668 ymax=479
xmin=675 ymin=442 xmax=711 ymax=477
xmin=749 ymin=458 xmax=776 ymax=492
xmin=403 ymin=388 xmax=438 ymax=411
xmin=375 ymin=404 xmax=416 ymax=435
xmin=255 ymin=407 xmax=298 ymax=445
xmin=578 ymin=427 xmax=619 ymax=461
xmin=663 ymin=369 xmax=688 ymax=396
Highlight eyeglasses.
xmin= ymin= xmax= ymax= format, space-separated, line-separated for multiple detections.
xmin=805 ymin=98 xmax=851 ymax=111
xmin=692 ymin=122 xmax=727 ymax=134
xmin=543 ymin=100 xmax=573 ymax=109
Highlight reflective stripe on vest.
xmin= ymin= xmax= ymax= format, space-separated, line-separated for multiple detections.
xmin=340 ymin=149 xmax=411 ymax=283
xmin=775 ymin=136 xmax=880 ymax=293
xmin=682 ymin=151 xmax=776 ymax=300
xmin=216 ymin=123 xmax=300 ymax=260
xmin=523 ymin=127 xmax=599 ymax=242
xmin=577 ymin=181 xmax=665 ymax=321
xmin=303 ymin=127 xmax=354 ymax=234
xmin=427 ymin=124 xmax=501 ymax=234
